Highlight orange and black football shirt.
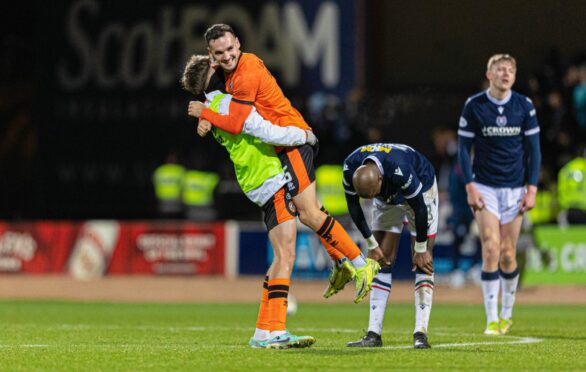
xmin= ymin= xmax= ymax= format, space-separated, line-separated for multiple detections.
xmin=200 ymin=53 xmax=311 ymax=134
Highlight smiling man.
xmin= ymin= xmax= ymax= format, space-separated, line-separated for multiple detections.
xmin=187 ymin=23 xmax=382 ymax=348
xmin=457 ymin=54 xmax=541 ymax=336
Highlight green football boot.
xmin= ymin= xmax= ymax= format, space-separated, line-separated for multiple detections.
xmin=483 ymin=321 xmax=501 ymax=335
xmin=354 ymin=258 xmax=381 ymax=304
xmin=323 ymin=260 xmax=356 ymax=298
xmin=499 ymin=318 xmax=514 ymax=334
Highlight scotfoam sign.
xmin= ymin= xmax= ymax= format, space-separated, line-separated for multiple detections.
xmin=56 ymin=0 xmax=355 ymax=94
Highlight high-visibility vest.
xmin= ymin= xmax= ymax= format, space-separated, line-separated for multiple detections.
xmin=316 ymin=164 xmax=348 ymax=216
xmin=153 ymin=164 xmax=185 ymax=202
xmin=528 ymin=189 xmax=554 ymax=224
xmin=558 ymin=157 xmax=586 ymax=211
xmin=183 ymin=170 xmax=219 ymax=207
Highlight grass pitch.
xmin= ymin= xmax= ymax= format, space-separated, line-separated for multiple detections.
xmin=1 ymin=300 xmax=585 ymax=371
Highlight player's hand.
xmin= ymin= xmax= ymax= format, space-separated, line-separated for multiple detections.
xmin=465 ymin=182 xmax=484 ymax=212
xmin=305 ymin=130 xmax=318 ymax=146
xmin=188 ymin=101 xmax=206 ymax=118
xmin=412 ymin=251 xmax=433 ymax=275
xmin=197 ymin=119 xmax=212 ymax=137
xmin=520 ymin=185 xmax=538 ymax=213
xmin=367 ymin=246 xmax=389 ymax=265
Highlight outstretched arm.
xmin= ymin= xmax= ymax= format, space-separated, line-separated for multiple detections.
xmin=242 ymin=112 xmax=316 ymax=146
xmin=188 ymin=99 xmax=252 ymax=135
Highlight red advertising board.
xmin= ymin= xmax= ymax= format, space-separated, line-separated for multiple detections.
xmin=107 ymin=221 xmax=226 ymax=275
xmin=0 ymin=221 xmax=227 ymax=276
xmin=0 ymin=221 xmax=78 ymax=273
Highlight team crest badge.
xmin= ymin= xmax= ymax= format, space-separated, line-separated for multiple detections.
xmin=496 ymin=115 xmax=507 ymax=126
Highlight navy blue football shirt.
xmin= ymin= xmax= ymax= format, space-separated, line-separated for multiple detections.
xmin=342 ymin=143 xmax=436 ymax=205
xmin=457 ymin=90 xmax=540 ymax=187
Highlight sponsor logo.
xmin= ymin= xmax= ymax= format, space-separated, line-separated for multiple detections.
xmin=137 ymin=233 xmax=215 ymax=261
xmin=0 ymin=231 xmax=38 ymax=272
xmin=481 ymin=126 xmax=521 ymax=136
xmin=59 ymin=0 xmax=343 ymax=90
xmin=394 ymin=167 xmax=403 ymax=176
xmin=360 ymin=144 xmax=391 ymax=153
xmin=498 ymin=106 xmax=504 ymax=114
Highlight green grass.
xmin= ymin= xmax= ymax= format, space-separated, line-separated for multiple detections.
xmin=1 ymin=301 xmax=585 ymax=371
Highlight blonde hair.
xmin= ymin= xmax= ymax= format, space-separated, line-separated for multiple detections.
xmin=487 ymin=54 xmax=517 ymax=71
xmin=180 ymin=55 xmax=211 ymax=96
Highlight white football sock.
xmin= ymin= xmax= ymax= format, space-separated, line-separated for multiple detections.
xmin=414 ymin=273 xmax=434 ymax=334
xmin=253 ymin=328 xmax=270 ymax=340
xmin=351 ymin=254 xmax=367 ymax=269
xmin=500 ymin=268 xmax=520 ymax=320
xmin=481 ymin=271 xmax=500 ymax=324
xmin=367 ymin=270 xmax=392 ymax=335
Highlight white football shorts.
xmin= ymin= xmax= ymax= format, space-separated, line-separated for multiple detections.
xmin=371 ymin=179 xmax=438 ymax=238
xmin=475 ymin=183 xmax=525 ymax=225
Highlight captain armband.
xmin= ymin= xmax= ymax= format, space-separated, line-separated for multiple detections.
xmin=414 ymin=241 xmax=427 ymax=253
xmin=366 ymin=235 xmax=379 ymax=250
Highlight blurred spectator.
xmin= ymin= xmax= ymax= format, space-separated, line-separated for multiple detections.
xmin=447 ymin=158 xmax=480 ymax=287
xmin=431 ymin=127 xmax=481 ymax=286
xmin=557 ymin=145 xmax=586 ymax=225
xmin=430 ymin=127 xmax=457 ymax=192
xmin=574 ymin=64 xmax=586 ymax=141
xmin=182 ymin=169 xmax=219 ymax=221
xmin=152 ymin=149 xmax=185 ymax=218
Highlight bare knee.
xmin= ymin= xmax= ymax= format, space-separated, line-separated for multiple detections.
xmin=499 ymin=247 xmax=517 ymax=269
xmin=297 ymin=206 xmax=325 ymax=231
xmin=482 ymin=238 xmax=500 ymax=263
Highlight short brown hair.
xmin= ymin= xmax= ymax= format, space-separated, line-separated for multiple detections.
xmin=181 ymin=55 xmax=211 ymax=96
xmin=204 ymin=24 xmax=235 ymax=44
xmin=487 ymin=54 xmax=517 ymax=71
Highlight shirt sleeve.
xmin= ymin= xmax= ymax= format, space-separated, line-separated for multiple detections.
xmin=345 ymin=193 xmax=373 ymax=239
xmin=523 ymin=97 xmax=541 ymax=186
xmin=457 ymin=100 xmax=477 ymax=183
xmin=342 ymin=164 xmax=356 ymax=196
xmin=405 ymin=193 xmax=428 ymax=243
xmin=242 ymin=111 xmax=307 ymax=146
xmin=394 ymin=163 xmax=423 ymax=200
xmin=342 ymin=161 xmax=373 ymax=238
xmin=200 ymin=100 xmax=253 ymax=135
xmin=199 ymin=58 xmax=262 ymax=133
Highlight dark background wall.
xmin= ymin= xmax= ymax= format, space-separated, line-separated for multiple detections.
xmin=0 ymin=0 xmax=585 ymax=220
xmin=370 ymin=0 xmax=585 ymax=88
